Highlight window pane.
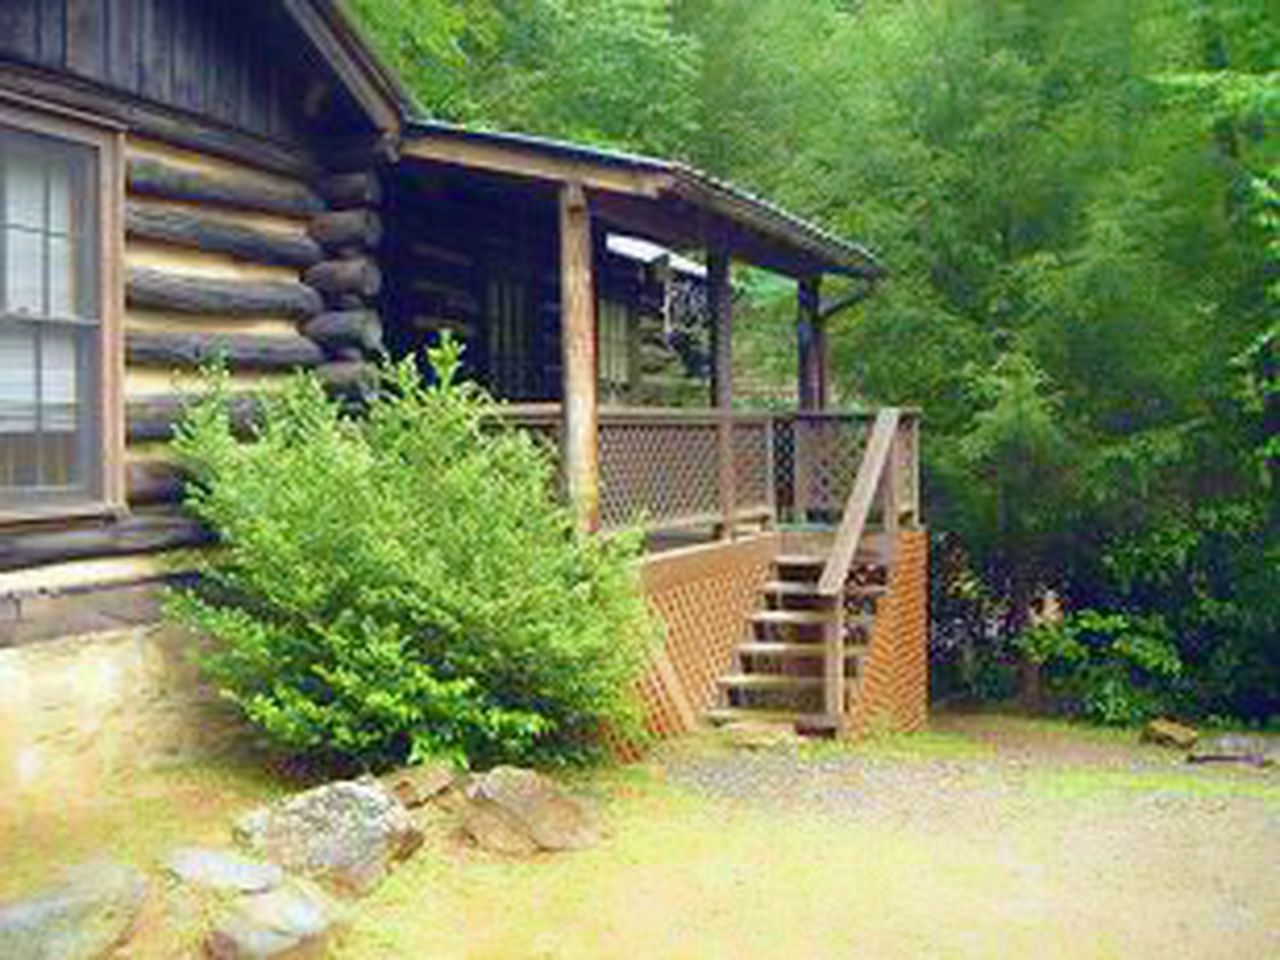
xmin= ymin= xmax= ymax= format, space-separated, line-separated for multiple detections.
xmin=0 ymin=325 xmax=37 ymax=488
xmin=4 ymin=227 xmax=45 ymax=315
xmin=2 ymin=149 xmax=45 ymax=229
xmin=48 ymin=235 xmax=72 ymax=317
xmin=0 ymin=121 xmax=101 ymax=502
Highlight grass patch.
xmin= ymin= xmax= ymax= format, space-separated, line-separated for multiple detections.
xmin=0 ymin=758 xmax=289 ymax=900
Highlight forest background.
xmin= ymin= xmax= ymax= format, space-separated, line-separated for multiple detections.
xmin=349 ymin=0 xmax=1277 ymax=725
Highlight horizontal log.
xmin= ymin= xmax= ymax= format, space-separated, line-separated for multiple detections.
xmin=302 ymin=310 xmax=385 ymax=355
xmin=128 ymin=268 xmax=323 ymax=319
xmin=317 ymin=172 xmax=383 ymax=209
xmin=128 ymin=156 xmax=323 ymax=217
xmin=127 ymin=394 xmax=262 ymax=444
xmin=0 ymin=510 xmax=212 ymax=573
xmin=127 ymin=203 xmax=323 ymax=268
xmin=126 ymin=330 xmax=324 ymax=371
xmin=304 ymin=258 xmax=382 ymax=299
xmin=308 ymin=210 xmax=383 ymax=251
xmin=318 ymin=361 xmax=378 ymax=395
xmin=127 ymin=459 xmax=186 ymax=506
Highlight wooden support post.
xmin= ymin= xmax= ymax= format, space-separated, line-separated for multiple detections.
xmin=824 ymin=605 xmax=846 ymax=732
xmin=559 ymin=183 xmax=600 ymax=532
xmin=709 ymin=245 xmax=735 ymax=540
xmin=797 ymin=276 xmax=827 ymax=411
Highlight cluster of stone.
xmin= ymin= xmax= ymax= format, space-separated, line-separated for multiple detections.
xmin=0 ymin=764 xmax=599 ymax=959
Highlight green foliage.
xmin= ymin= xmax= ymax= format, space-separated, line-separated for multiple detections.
xmin=346 ymin=0 xmax=1277 ymax=722
xmin=166 ymin=340 xmax=656 ymax=771
xmin=1019 ymin=610 xmax=1182 ymax=725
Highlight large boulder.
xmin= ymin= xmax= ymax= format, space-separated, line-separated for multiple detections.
xmin=234 ymin=777 xmax=423 ymax=895
xmin=1141 ymin=718 xmax=1198 ymax=750
xmin=1186 ymin=734 xmax=1276 ymax=768
xmin=0 ymin=860 xmax=149 ymax=960
xmin=164 ymin=847 xmax=284 ymax=895
xmin=205 ymin=879 xmax=345 ymax=959
xmin=380 ymin=761 xmax=458 ymax=810
xmin=461 ymin=766 xmax=599 ymax=855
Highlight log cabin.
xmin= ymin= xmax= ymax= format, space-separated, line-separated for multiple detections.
xmin=0 ymin=0 xmax=927 ymax=791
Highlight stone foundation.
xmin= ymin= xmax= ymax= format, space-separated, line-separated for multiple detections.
xmin=0 ymin=621 xmax=246 ymax=819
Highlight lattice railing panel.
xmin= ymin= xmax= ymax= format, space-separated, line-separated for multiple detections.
xmin=773 ymin=414 xmax=874 ymax=521
xmin=732 ymin=418 xmax=772 ymax=516
xmin=598 ymin=418 xmax=720 ymax=529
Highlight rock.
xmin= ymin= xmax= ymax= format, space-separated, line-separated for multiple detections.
xmin=234 ymin=777 xmax=423 ymax=895
xmin=0 ymin=860 xmax=149 ymax=960
xmin=381 ymin=761 xmax=458 ymax=809
xmin=164 ymin=847 xmax=284 ymax=895
xmin=1186 ymin=734 xmax=1276 ymax=768
xmin=462 ymin=766 xmax=598 ymax=854
xmin=205 ymin=879 xmax=345 ymax=959
xmin=719 ymin=720 xmax=803 ymax=751
xmin=1141 ymin=719 xmax=1199 ymax=751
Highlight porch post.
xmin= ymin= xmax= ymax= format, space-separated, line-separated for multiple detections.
xmin=709 ymin=244 xmax=735 ymax=539
xmin=797 ymin=276 xmax=827 ymax=410
xmin=559 ymin=182 xmax=600 ymax=532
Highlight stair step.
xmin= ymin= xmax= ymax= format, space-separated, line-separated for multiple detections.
xmin=752 ymin=609 xmax=830 ymax=626
xmin=706 ymin=707 xmax=838 ymax=732
xmin=774 ymin=553 xmax=826 ymax=569
xmin=718 ymin=673 xmax=824 ymax=690
xmin=739 ymin=642 xmax=870 ymax=659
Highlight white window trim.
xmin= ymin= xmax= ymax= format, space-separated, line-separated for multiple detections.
xmin=0 ymin=96 xmax=125 ymax=526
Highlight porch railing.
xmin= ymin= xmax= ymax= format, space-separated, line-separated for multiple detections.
xmin=499 ymin=404 xmax=919 ymax=534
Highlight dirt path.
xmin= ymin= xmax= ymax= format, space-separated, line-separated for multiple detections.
xmin=337 ymin=716 xmax=1279 ymax=960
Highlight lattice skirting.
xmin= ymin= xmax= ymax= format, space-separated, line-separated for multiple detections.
xmin=626 ymin=534 xmax=779 ymax=747
xmin=851 ymin=529 xmax=929 ymax=733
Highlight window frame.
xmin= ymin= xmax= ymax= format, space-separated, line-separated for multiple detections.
xmin=0 ymin=96 xmax=125 ymax=526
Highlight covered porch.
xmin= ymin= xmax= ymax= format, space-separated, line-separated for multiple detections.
xmin=385 ymin=123 xmax=912 ymax=540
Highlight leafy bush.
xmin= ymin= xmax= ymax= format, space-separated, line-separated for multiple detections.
xmin=167 ymin=338 xmax=656 ymax=771
xmin=1017 ymin=610 xmax=1183 ymax=725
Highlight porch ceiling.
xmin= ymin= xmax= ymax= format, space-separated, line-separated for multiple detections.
xmin=399 ymin=122 xmax=883 ymax=282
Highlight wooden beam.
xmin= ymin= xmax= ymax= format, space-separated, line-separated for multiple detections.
xmin=126 ymin=330 xmax=324 ymax=370
xmin=317 ymin=172 xmax=383 ymax=210
xmin=127 ymin=155 xmax=322 ymax=217
xmin=403 ymin=135 xmax=672 ymax=199
xmin=302 ymin=310 xmax=385 ymax=356
xmin=559 ymin=182 xmax=600 ymax=532
xmin=709 ymin=245 xmax=735 ymax=539
xmin=304 ymin=257 xmax=383 ymax=299
xmin=308 ymin=209 xmax=384 ymax=251
xmin=0 ymin=510 xmax=212 ymax=573
xmin=126 ymin=202 xmax=322 ymax=267
xmin=127 ymin=267 xmax=323 ymax=319
xmin=127 ymin=393 xmax=262 ymax=444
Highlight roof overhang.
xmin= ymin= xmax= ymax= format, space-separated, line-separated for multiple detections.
xmin=400 ymin=122 xmax=883 ymax=281
xmin=282 ymin=0 xmax=420 ymax=138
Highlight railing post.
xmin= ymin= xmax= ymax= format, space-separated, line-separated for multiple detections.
xmin=794 ymin=415 xmax=811 ymax=523
xmin=824 ymin=601 xmax=846 ymax=730
xmin=764 ymin=416 xmax=777 ymax=526
xmin=709 ymin=244 xmax=735 ymax=539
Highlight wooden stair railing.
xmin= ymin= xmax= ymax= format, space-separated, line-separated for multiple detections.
xmin=710 ymin=408 xmax=915 ymax=734
xmin=815 ymin=407 xmax=902 ymax=729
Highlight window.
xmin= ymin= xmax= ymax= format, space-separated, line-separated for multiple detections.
xmin=0 ymin=103 xmax=120 ymax=517
xmin=598 ymin=298 xmax=633 ymax=403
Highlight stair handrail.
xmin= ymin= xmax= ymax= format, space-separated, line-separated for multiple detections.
xmin=817 ymin=408 xmax=902 ymax=597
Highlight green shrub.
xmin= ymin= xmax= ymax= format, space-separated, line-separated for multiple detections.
xmin=1017 ymin=610 xmax=1182 ymax=725
xmin=166 ymin=338 xmax=656 ymax=771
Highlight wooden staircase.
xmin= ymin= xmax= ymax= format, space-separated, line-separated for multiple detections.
xmin=708 ymin=534 xmax=892 ymax=733
xmin=708 ymin=408 xmax=916 ymax=735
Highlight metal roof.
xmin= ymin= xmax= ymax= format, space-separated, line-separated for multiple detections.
xmin=406 ymin=121 xmax=883 ymax=280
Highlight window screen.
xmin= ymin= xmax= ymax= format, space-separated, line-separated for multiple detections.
xmin=0 ymin=124 xmax=100 ymax=503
